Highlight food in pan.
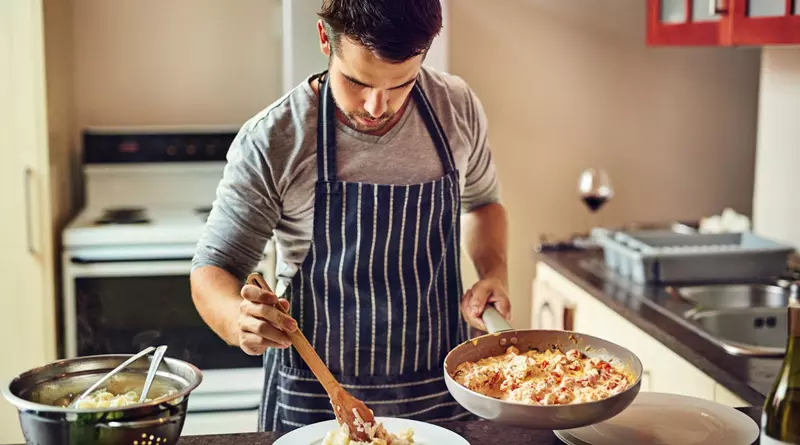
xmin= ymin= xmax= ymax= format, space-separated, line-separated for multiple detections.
xmin=450 ymin=346 xmax=635 ymax=405
xmin=322 ymin=409 xmax=415 ymax=445
xmin=53 ymin=387 xmax=177 ymax=409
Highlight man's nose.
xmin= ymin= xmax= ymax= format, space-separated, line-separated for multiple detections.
xmin=363 ymin=89 xmax=388 ymax=118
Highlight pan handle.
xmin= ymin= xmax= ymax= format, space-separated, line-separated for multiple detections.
xmin=482 ymin=306 xmax=513 ymax=334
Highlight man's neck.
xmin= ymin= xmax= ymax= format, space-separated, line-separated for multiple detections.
xmin=310 ymin=76 xmax=411 ymax=137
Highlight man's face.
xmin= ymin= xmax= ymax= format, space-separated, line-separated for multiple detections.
xmin=319 ymin=22 xmax=423 ymax=133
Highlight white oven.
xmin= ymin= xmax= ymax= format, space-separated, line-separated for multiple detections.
xmin=61 ymin=128 xmax=277 ymax=435
xmin=62 ymin=244 xmax=275 ymax=434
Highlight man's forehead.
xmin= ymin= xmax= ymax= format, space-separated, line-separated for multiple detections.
xmin=335 ymin=37 xmax=422 ymax=88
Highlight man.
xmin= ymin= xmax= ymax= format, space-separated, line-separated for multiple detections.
xmin=190 ymin=0 xmax=511 ymax=433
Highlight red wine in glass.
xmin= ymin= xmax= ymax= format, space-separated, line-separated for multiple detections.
xmin=581 ymin=194 xmax=609 ymax=213
xmin=578 ymin=168 xmax=614 ymax=214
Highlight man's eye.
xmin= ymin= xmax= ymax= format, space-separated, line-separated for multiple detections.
xmin=347 ymin=79 xmax=366 ymax=89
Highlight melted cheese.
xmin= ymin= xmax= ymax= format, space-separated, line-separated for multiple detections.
xmin=451 ymin=346 xmax=634 ymax=405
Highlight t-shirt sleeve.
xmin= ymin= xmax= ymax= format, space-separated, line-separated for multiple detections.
xmin=192 ymin=129 xmax=281 ymax=281
xmin=461 ymin=86 xmax=501 ymax=213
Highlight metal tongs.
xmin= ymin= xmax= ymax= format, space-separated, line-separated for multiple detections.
xmin=70 ymin=345 xmax=168 ymax=408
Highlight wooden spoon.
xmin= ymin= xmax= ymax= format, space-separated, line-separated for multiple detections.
xmin=246 ymin=273 xmax=378 ymax=442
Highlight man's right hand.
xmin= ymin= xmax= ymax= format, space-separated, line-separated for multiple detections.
xmin=236 ymin=284 xmax=298 ymax=355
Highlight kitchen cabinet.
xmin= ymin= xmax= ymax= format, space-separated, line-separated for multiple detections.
xmin=647 ymin=0 xmax=726 ymax=45
xmin=647 ymin=0 xmax=800 ymax=46
xmin=0 ymin=0 xmax=71 ymax=442
xmin=532 ymin=262 xmax=749 ymax=407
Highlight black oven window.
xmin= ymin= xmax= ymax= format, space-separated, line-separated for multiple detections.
xmin=75 ymin=275 xmax=262 ymax=370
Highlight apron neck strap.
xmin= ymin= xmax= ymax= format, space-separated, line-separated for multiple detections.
xmin=317 ymin=72 xmax=338 ymax=183
xmin=316 ymin=72 xmax=456 ymax=183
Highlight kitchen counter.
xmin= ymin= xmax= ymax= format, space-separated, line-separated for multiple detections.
xmin=165 ymin=406 xmax=761 ymax=444
xmin=537 ymin=248 xmax=784 ymax=407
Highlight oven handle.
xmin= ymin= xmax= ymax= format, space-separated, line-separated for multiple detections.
xmin=66 ymin=259 xmax=194 ymax=277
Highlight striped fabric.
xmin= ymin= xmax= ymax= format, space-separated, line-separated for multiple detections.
xmin=258 ymin=73 xmax=473 ymax=432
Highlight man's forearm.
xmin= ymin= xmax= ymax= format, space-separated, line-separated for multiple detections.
xmin=461 ymin=202 xmax=509 ymax=288
xmin=190 ymin=265 xmax=244 ymax=346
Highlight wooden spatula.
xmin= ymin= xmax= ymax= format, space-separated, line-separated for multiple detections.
xmin=246 ymin=273 xmax=379 ymax=441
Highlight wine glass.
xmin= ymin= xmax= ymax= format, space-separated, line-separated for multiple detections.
xmin=578 ymin=168 xmax=614 ymax=235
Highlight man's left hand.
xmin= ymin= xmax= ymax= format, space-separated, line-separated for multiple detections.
xmin=461 ymin=277 xmax=512 ymax=332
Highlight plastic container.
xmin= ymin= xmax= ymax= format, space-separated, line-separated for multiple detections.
xmin=591 ymin=228 xmax=795 ymax=284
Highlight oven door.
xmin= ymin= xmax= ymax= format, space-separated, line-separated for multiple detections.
xmin=62 ymin=246 xmax=268 ymax=413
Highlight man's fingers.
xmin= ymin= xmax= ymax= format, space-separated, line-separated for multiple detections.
xmin=239 ymin=332 xmax=288 ymax=355
xmin=488 ymin=293 xmax=512 ymax=323
xmin=240 ymin=316 xmax=291 ymax=347
xmin=241 ymin=299 xmax=297 ymax=332
xmin=466 ymin=282 xmax=491 ymax=318
xmin=241 ymin=284 xmax=279 ymax=305
xmin=461 ymin=289 xmax=486 ymax=331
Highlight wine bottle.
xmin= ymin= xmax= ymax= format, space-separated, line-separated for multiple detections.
xmin=761 ymin=296 xmax=800 ymax=444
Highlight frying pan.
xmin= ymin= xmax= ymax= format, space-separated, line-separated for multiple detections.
xmin=443 ymin=307 xmax=643 ymax=430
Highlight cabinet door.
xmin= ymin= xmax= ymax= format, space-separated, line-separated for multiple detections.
xmin=714 ymin=382 xmax=749 ymax=407
xmin=729 ymin=0 xmax=800 ymax=44
xmin=0 ymin=0 xmax=57 ymax=443
xmin=647 ymin=0 xmax=728 ymax=45
xmin=532 ymin=279 xmax=571 ymax=330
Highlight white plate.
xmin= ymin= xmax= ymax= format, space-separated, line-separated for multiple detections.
xmin=274 ymin=417 xmax=471 ymax=445
xmin=554 ymin=430 xmax=591 ymax=445
xmin=557 ymin=392 xmax=759 ymax=445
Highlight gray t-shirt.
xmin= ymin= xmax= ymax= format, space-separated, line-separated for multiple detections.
xmin=192 ymin=67 xmax=501 ymax=292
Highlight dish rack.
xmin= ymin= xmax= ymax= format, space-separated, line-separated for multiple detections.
xmin=591 ymin=228 xmax=795 ymax=284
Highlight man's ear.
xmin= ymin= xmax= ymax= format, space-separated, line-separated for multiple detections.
xmin=317 ymin=19 xmax=332 ymax=58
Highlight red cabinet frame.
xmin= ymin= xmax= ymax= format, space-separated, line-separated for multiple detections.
xmin=647 ymin=0 xmax=728 ymax=45
xmin=729 ymin=0 xmax=800 ymax=44
xmin=648 ymin=0 xmax=800 ymax=46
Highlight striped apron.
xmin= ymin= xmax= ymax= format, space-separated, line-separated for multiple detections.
xmin=258 ymin=73 xmax=474 ymax=432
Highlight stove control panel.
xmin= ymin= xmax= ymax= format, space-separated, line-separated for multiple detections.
xmin=83 ymin=129 xmax=238 ymax=164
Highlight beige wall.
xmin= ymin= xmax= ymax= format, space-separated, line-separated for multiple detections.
xmin=71 ymin=0 xmax=283 ymax=206
xmin=68 ymin=0 xmax=763 ymax=330
xmin=450 ymin=0 xmax=762 ymax=328
xmin=752 ymin=48 xmax=800 ymax=250
xmin=73 ymin=0 xmax=282 ymax=129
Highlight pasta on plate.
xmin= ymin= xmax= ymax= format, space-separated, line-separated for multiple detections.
xmin=321 ymin=410 xmax=415 ymax=445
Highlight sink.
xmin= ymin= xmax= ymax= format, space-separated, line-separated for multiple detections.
xmin=674 ymin=284 xmax=791 ymax=312
xmin=684 ymin=308 xmax=787 ymax=356
xmin=667 ymin=283 xmax=794 ymax=357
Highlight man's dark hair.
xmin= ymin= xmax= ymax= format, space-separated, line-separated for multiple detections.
xmin=318 ymin=0 xmax=442 ymax=63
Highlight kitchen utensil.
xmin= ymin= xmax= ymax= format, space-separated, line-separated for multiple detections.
xmin=555 ymin=392 xmax=759 ymax=445
xmin=138 ymin=345 xmax=168 ymax=403
xmin=273 ymin=416 xmax=470 ymax=445
xmin=2 ymin=353 xmax=202 ymax=445
xmin=69 ymin=345 xmax=155 ymax=408
xmin=246 ymin=272 xmax=376 ymax=442
xmin=443 ymin=306 xmax=643 ymax=430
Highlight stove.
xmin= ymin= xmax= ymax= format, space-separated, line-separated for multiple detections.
xmin=61 ymin=127 xmax=276 ymax=435
xmin=94 ymin=207 xmax=151 ymax=225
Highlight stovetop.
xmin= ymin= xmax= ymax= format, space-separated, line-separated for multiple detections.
xmin=64 ymin=204 xmax=215 ymax=248
xmin=63 ymin=128 xmax=237 ymax=250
